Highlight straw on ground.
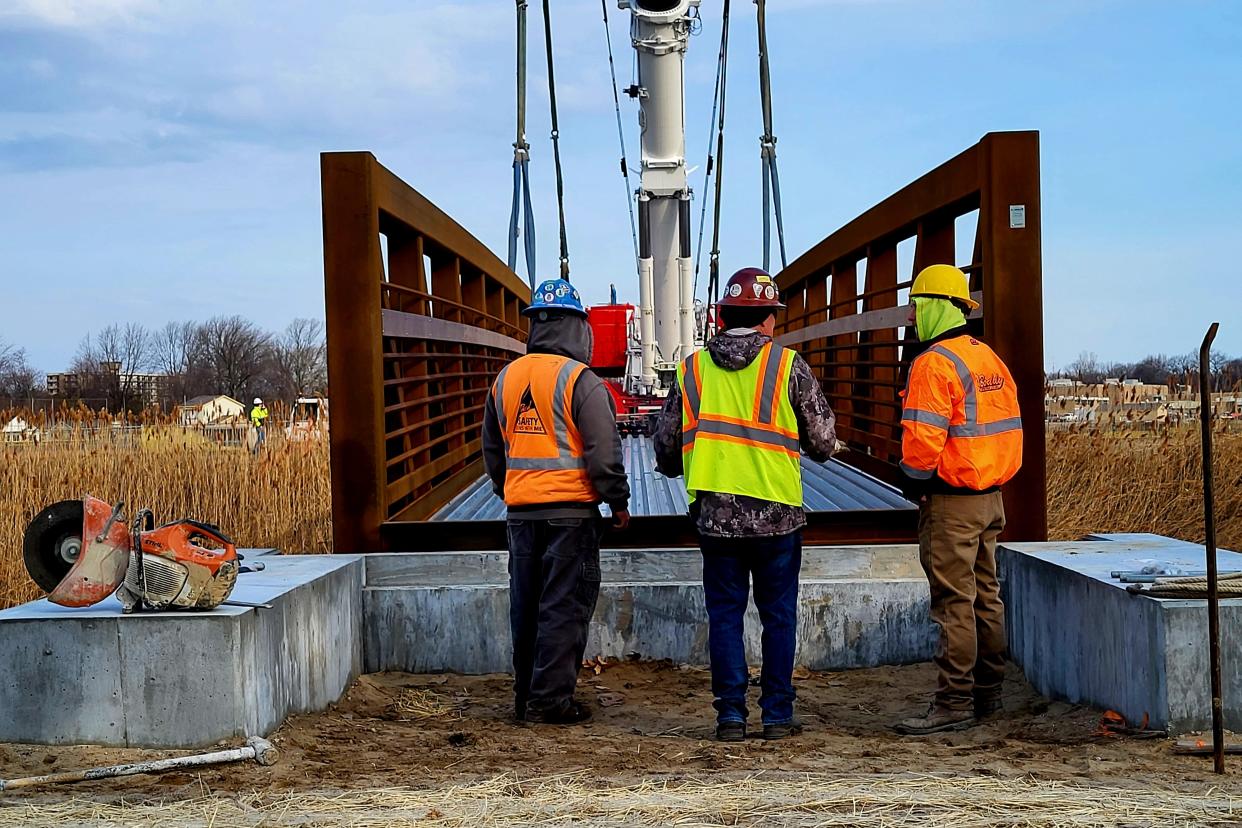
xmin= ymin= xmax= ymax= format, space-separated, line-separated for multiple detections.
xmin=0 ymin=773 xmax=1237 ymax=827
xmin=393 ymin=689 xmax=462 ymax=721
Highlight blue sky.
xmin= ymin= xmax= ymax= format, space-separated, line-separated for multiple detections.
xmin=2 ymin=0 xmax=1239 ymax=373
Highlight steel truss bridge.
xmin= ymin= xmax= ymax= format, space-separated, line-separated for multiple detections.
xmin=322 ymin=131 xmax=1045 ymax=552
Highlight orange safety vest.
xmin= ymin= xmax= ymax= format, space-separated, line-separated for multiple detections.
xmin=491 ymin=353 xmax=600 ymax=507
xmin=900 ymin=334 xmax=1023 ymax=491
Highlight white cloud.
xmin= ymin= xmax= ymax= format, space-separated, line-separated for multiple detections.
xmin=1 ymin=0 xmax=162 ymax=27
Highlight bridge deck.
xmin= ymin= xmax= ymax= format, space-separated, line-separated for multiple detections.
xmin=432 ymin=436 xmax=911 ymax=521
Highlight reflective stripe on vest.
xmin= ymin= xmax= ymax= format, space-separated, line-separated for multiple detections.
xmin=492 ymin=354 xmax=598 ymax=506
xmin=901 ymin=335 xmax=1023 ymax=490
xmin=678 ymin=342 xmax=803 ymax=507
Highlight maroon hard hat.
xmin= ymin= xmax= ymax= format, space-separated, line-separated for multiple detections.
xmin=717 ymin=267 xmax=785 ymax=308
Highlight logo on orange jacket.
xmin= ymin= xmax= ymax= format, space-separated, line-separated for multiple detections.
xmin=976 ymin=373 xmax=1007 ymax=392
xmin=513 ymin=386 xmax=547 ymax=435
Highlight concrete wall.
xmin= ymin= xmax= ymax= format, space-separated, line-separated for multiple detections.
xmin=0 ymin=555 xmax=363 ymax=748
xmin=362 ymin=548 xmax=936 ymax=675
xmin=1000 ymin=536 xmax=1242 ymax=734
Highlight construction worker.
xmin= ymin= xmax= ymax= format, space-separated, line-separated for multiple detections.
xmin=250 ymin=397 xmax=269 ymax=453
xmin=482 ymin=278 xmax=631 ymax=726
xmin=654 ymin=268 xmax=837 ymax=742
xmin=894 ymin=264 xmax=1023 ymax=735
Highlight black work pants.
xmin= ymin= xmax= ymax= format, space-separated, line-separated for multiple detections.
xmin=507 ymin=516 xmax=603 ymax=717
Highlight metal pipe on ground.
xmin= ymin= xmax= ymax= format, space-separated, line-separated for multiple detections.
xmin=1199 ymin=321 xmax=1225 ymax=775
xmin=0 ymin=737 xmax=278 ymax=792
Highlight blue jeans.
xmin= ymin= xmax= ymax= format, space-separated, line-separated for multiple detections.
xmin=700 ymin=531 xmax=802 ymax=726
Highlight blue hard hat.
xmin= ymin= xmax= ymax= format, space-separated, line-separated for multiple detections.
xmin=524 ymin=278 xmax=587 ymax=318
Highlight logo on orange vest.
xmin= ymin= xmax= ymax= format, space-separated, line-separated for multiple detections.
xmin=976 ymin=373 xmax=1006 ymax=392
xmin=513 ymin=386 xmax=547 ymax=434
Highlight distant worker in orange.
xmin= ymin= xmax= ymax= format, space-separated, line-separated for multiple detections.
xmin=894 ymin=265 xmax=1023 ymax=735
xmin=482 ymin=278 xmax=631 ymax=726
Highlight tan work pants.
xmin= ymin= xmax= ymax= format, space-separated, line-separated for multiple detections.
xmin=918 ymin=491 xmax=1007 ymax=711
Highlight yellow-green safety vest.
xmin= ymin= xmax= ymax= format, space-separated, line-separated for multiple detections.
xmin=677 ymin=341 xmax=803 ymax=507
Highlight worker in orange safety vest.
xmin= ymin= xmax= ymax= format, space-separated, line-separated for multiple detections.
xmin=894 ymin=264 xmax=1023 ymax=736
xmin=482 ymin=278 xmax=631 ymax=726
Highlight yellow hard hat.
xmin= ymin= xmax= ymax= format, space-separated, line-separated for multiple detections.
xmin=910 ymin=264 xmax=979 ymax=311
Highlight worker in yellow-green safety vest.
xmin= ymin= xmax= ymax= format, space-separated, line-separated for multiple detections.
xmin=250 ymin=397 xmax=269 ymax=453
xmin=654 ymin=267 xmax=838 ymax=743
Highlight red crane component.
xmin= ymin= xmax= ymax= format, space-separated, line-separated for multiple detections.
xmin=588 ymin=303 xmax=633 ymax=375
xmin=586 ymin=300 xmax=664 ymax=436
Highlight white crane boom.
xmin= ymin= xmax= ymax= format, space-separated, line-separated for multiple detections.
xmin=619 ymin=0 xmax=700 ymax=393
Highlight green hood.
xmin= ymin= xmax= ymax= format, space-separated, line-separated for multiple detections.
xmin=914 ymin=296 xmax=966 ymax=342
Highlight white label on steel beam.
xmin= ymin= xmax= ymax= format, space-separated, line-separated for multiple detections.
xmin=1009 ymin=205 xmax=1027 ymax=229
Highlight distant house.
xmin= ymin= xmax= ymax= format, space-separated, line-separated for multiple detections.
xmin=177 ymin=395 xmax=246 ymax=426
xmin=2 ymin=416 xmax=39 ymax=443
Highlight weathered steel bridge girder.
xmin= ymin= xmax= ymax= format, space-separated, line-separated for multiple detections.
xmin=322 ymin=131 xmax=1046 ymax=553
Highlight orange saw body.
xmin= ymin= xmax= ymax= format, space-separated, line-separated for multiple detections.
xmin=25 ymin=496 xmax=243 ymax=612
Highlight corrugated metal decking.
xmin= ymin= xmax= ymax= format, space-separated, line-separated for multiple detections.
xmin=433 ymin=436 xmax=911 ymax=521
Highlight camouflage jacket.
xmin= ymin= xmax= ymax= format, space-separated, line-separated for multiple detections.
xmin=653 ymin=330 xmax=837 ymax=538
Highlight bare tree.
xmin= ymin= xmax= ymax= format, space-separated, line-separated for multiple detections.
xmin=154 ymin=321 xmax=196 ymax=377
xmin=270 ymin=318 xmax=327 ymax=400
xmin=197 ymin=315 xmax=273 ymax=401
xmin=154 ymin=321 xmax=204 ymax=403
xmin=1209 ymin=349 xmax=1231 ymax=392
xmin=68 ymin=324 xmax=154 ymax=410
xmin=1065 ymin=351 xmax=1104 ymax=384
xmin=0 ymin=337 xmax=40 ymax=401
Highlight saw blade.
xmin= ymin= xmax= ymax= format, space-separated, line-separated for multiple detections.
xmin=23 ymin=500 xmax=85 ymax=593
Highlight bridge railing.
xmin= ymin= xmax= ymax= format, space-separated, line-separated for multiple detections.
xmin=322 ymin=152 xmax=530 ymax=552
xmin=775 ymin=131 xmax=1047 ymax=541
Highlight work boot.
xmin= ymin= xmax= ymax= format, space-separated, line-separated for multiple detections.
xmin=762 ymin=719 xmax=804 ymax=741
xmin=894 ymin=704 xmax=976 ymax=735
xmin=974 ymin=692 xmax=1003 ymax=719
xmin=525 ymin=701 xmax=592 ymax=726
xmin=716 ymin=721 xmax=746 ymax=742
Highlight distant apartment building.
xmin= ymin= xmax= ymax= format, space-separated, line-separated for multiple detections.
xmin=46 ymin=361 xmax=169 ymax=409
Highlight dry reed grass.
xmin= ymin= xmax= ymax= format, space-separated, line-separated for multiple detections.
xmin=0 ymin=773 xmax=1237 ymax=827
xmin=1 ymin=421 xmax=1238 ymax=611
xmin=1047 ymin=427 xmax=1242 ymax=549
xmin=0 ymin=422 xmax=331 ymax=609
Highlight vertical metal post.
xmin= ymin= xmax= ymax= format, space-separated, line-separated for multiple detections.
xmin=1199 ymin=321 xmax=1225 ymax=774
xmin=979 ymin=131 xmax=1047 ymax=542
xmin=321 ymin=152 xmax=386 ymax=553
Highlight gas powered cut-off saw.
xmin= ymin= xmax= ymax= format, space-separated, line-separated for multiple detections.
xmin=23 ymin=495 xmax=260 ymax=612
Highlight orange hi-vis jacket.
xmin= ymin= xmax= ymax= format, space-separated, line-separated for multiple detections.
xmin=900 ymin=334 xmax=1023 ymax=491
xmin=491 ymin=353 xmax=600 ymax=507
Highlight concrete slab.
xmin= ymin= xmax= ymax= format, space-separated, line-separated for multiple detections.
xmin=362 ymin=547 xmax=936 ymax=675
xmin=999 ymin=537 xmax=1242 ymax=735
xmin=0 ymin=555 xmax=363 ymax=748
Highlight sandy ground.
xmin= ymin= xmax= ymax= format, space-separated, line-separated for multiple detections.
xmin=2 ymin=660 xmax=1239 ymax=810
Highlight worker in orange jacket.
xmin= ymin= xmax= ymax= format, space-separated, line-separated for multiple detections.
xmin=894 ymin=265 xmax=1023 ymax=736
xmin=482 ymin=279 xmax=631 ymax=726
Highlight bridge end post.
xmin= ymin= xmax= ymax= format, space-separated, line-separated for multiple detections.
xmin=322 ymin=152 xmax=387 ymax=553
xmin=979 ymin=131 xmax=1047 ymax=542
